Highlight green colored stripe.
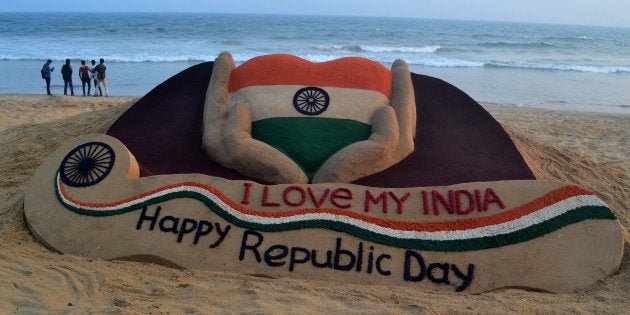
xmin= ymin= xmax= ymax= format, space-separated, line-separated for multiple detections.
xmin=205 ymin=201 xmax=615 ymax=252
xmin=251 ymin=117 xmax=371 ymax=180
xmin=56 ymin=178 xmax=615 ymax=252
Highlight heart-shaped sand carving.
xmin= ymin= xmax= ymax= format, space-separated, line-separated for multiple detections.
xmin=202 ymin=53 xmax=416 ymax=184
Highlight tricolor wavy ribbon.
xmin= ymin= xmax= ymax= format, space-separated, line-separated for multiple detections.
xmin=55 ymin=173 xmax=615 ymax=252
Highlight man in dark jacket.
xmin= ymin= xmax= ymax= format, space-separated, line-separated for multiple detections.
xmin=61 ymin=59 xmax=75 ymax=96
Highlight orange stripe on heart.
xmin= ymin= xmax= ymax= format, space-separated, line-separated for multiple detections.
xmin=228 ymin=54 xmax=393 ymax=97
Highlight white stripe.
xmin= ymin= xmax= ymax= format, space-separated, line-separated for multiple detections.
xmin=230 ymin=85 xmax=390 ymax=124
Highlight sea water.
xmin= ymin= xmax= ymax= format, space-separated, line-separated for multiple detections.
xmin=0 ymin=12 xmax=628 ymax=113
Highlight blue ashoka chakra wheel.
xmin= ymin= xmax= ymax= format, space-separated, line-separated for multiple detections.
xmin=293 ymin=87 xmax=330 ymax=116
xmin=59 ymin=142 xmax=115 ymax=187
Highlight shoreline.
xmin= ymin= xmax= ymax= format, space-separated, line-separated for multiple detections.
xmin=0 ymin=93 xmax=628 ymax=313
xmin=3 ymin=55 xmax=629 ymax=114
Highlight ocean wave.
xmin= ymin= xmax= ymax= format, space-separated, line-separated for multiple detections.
xmin=483 ymin=61 xmax=630 ymax=73
xmin=296 ymin=55 xmax=485 ymax=68
xmin=313 ymin=44 xmax=441 ymax=53
xmin=405 ymin=57 xmax=485 ymax=68
xmin=543 ymin=35 xmax=595 ymax=41
xmin=479 ymin=41 xmax=555 ymax=48
xmin=3 ymin=52 xmax=629 ymax=74
xmin=220 ymin=40 xmax=243 ymax=45
xmin=109 ymin=56 xmax=210 ymax=63
xmin=312 ymin=45 xmax=352 ymax=52
xmin=0 ymin=55 xmax=214 ymax=63
xmin=360 ymin=45 xmax=442 ymax=53
xmin=401 ymin=56 xmax=630 ymax=73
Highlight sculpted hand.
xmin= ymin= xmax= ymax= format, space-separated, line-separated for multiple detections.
xmin=312 ymin=59 xmax=416 ymax=183
xmin=202 ymin=52 xmax=309 ymax=183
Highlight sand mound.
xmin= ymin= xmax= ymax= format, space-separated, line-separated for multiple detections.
xmin=1 ymin=99 xmax=629 ymax=313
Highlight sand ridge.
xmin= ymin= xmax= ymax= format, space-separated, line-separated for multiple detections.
xmin=1 ymin=95 xmax=628 ymax=313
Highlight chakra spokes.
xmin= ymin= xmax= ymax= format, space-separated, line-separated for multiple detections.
xmin=293 ymin=86 xmax=330 ymax=115
xmin=59 ymin=142 xmax=115 ymax=187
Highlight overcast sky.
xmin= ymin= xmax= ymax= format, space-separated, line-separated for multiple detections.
xmin=3 ymin=0 xmax=630 ymax=28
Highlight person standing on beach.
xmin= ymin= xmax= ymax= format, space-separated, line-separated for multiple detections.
xmin=60 ymin=59 xmax=75 ymax=96
xmin=93 ymin=58 xmax=109 ymax=97
xmin=78 ymin=60 xmax=92 ymax=96
xmin=41 ymin=60 xmax=55 ymax=95
xmin=90 ymin=60 xmax=102 ymax=96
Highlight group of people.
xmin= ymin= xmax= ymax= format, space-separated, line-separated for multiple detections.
xmin=41 ymin=58 xmax=109 ymax=97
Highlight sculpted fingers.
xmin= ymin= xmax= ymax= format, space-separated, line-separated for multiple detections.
xmin=202 ymin=51 xmax=235 ymax=163
xmin=389 ymin=59 xmax=416 ymax=158
xmin=223 ymin=103 xmax=309 ymax=184
xmin=313 ymin=106 xmax=398 ymax=183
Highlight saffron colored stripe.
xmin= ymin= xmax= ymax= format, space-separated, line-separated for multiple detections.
xmin=227 ymin=54 xmax=393 ymax=97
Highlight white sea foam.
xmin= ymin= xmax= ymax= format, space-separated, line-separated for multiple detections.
xmin=312 ymin=45 xmax=441 ymax=53
xmin=359 ymin=45 xmax=441 ymax=53
xmin=484 ymin=61 xmax=630 ymax=73
xmin=405 ymin=57 xmax=485 ymax=68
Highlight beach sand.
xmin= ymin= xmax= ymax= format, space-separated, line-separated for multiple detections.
xmin=0 ymin=94 xmax=628 ymax=313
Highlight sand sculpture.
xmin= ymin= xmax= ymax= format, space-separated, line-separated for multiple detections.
xmin=202 ymin=52 xmax=415 ymax=184
xmin=24 ymin=53 xmax=624 ymax=293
